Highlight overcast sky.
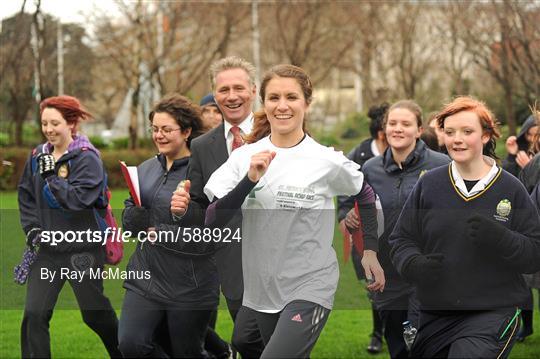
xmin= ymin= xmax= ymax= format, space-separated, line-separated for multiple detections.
xmin=0 ymin=0 xmax=120 ymax=25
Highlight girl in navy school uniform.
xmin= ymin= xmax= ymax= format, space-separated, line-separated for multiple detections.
xmin=389 ymin=96 xmax=540 ymax=358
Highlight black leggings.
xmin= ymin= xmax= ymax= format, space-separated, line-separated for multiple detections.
xmin=378 ymin=293 xmax=419 ymax=359
xmin=252 ymin=300 xmax=329 ymax=358
xmin=21 ymin=251 xmax=120 ymax=358
xmin=118 ymin=289 xmax=212 ymax=358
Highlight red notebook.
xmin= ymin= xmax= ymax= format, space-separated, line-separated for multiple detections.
xmin=119 ymin=161 xmax=141 ymax=207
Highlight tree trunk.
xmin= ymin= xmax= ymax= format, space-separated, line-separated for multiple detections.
xmin=503 ymin=86 xmax=516 ymax=136
xmin=129 ymin=88 xmax=139 ymax=150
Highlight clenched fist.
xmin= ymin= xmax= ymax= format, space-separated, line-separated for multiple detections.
xmin=37 ymin=153 xmax=55 ymax=179
xmin=505 ymin=136 xmax=518 ymax=155
xmin=171 ymin=179 xmax=191 ymax=217
xmin=248 ymin=150 xmax=276 ymax=182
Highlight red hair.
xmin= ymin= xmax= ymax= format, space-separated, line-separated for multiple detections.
xmin=435 ymin=96 xmax=501 ymax=159
xmin=40 ymin=96 xmax=92 ymax=134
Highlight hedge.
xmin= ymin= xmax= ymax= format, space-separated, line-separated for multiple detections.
xmin=1 ymin=147 xmax=156 ymax=190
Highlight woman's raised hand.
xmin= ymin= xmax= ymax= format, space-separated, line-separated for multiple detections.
xmin=171 ymin=180 xmax=191 ymax=217
xmin=248 ymin=150 xmax=276 ymax=182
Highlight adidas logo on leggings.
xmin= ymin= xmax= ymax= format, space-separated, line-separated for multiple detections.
xmin=291 ymin=314 xmax=303 ymax=322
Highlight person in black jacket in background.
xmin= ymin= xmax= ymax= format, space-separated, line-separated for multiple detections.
xmin=346 ymin=103 xmax=389 ymax=168
xmin=516 ymin=109 xmax=540 ymax=342
xmin=390 ymin=96 xmax=540 ymax=358
xmin=118 ymin=94 xmax=219 ymax=358
xmin=346 ymin=100 xmax=449 ymax=358
xmin=337 ymin=103 xmax=388 ymax=354
xmin=17 ymin=95 xmax=121 ymax=358
xmin=503 ymin=114 xmax=538 ymax=178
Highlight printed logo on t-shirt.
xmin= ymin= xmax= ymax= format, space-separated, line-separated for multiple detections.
xmin=494 ymin=199 xmax=511 ymax=222
xmin=276 ymin=185 xmax=315 ymax=210
xmin=291 ymin=313 xmax=303 ymax=322
xmin=248 ymin=185 xmax=264 ymax=198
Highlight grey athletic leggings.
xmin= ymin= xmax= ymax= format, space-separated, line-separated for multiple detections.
xmin=252 ymin=300 xmax=330 ymax=359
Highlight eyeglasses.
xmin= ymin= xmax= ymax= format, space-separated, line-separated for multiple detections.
xmin=148 ymin=127 xmax=182 ymax=136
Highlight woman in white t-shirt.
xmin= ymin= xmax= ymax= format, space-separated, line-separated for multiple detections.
xmin=203 ymin=64 xmax=383 ymax=357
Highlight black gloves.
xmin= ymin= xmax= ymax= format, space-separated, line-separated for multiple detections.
xmin=25 ymin=228 xmax=42 ymax=249
xmin=36 ymin=153 xmax=56 ymax=179
xmin=402 ymin=253 xmax=445 ymax=286
xmin=466 ymin=214 xmax=509 ymax=250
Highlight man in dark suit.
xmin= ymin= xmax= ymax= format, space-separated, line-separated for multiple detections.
xmin=173 ymin=56 xmax=264 ymax=358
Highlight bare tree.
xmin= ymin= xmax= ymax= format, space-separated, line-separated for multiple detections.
xmin=458 ymin=1 xmax=520 ymax=134
xmin=258 ymin=1 xmax=354 ymax=85
xmin=0 ymin=5 xmax=33 ymax=146
xmin=91 ymin=1 xmax=250 ymax=147
xmin=503 ymin=1 xmax=540 ymax=105
xmin=383 ymin=3 xmax=442 ymax=101
xmin=169 ymin=1 xmax=250 ymax=94
xmin=435 ymin=1 xmax=474 ymax=96
xmin=337 ymin=2 xmax=389 ymax=107
xmin=1 ymin=1 xmax=93 ymax=145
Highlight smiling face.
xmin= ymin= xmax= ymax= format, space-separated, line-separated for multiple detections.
xmin=443 ymin=111 xmax=489 ymax=165
xmin=151 ymin=112 xmax=190 ymax=159
xmin=41 ymin=107 xmax=74 ymax=149
xmin=385 ymin=108 xmax=422 ymax=154
xmin=214 ymin=68 xmax=256 ymax=125
xmin=263 ymin=77 xmax=308 ymax=142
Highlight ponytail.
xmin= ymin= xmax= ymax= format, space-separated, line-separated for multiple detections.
xmin=245 ymin=110 xmax=271 ymax=144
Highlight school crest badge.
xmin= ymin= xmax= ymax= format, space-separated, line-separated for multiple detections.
xmin=494 ymin=199 xmax=511 ymax=222
xmin=58 ymin=163 xmax=69 ymax=178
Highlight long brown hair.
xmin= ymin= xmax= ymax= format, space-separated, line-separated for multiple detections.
xmin=245 ymin=64 xmax=313 ymax=144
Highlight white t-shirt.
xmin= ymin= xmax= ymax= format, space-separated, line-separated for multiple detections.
xmin=205 ymin=135 xmax=363 ymax=311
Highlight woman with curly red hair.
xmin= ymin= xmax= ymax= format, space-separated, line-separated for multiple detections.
xmin=389 ymin=96 xmax=540 ymax=358
xmin=16 ymin=95 xmax=121 ymax=358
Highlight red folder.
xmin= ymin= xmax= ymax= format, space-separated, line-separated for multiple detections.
xmin=352 ymin=200 xmax=364 ymax=256
xmin=339 ymin=200 xmax=364 ymax=263
xmin=119 ymin=161 xmax=141 ymax=207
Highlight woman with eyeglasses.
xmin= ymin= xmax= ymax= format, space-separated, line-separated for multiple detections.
xmin=118 ymin=94 xmax=219 ymax=358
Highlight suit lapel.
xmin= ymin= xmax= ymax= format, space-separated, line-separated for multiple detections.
xmin=208 ymin=123 xmax=229 ymax=166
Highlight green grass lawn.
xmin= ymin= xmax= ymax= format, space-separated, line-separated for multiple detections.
xmin=1 ymin=190 xmax=539 ymax=358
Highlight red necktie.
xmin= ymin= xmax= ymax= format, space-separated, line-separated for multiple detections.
xmin=230 ymin=126 xmax=244 ymax=151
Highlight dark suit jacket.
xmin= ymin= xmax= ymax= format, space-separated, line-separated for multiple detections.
xmin=187 ymin=123 xmax=244 ymax=301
